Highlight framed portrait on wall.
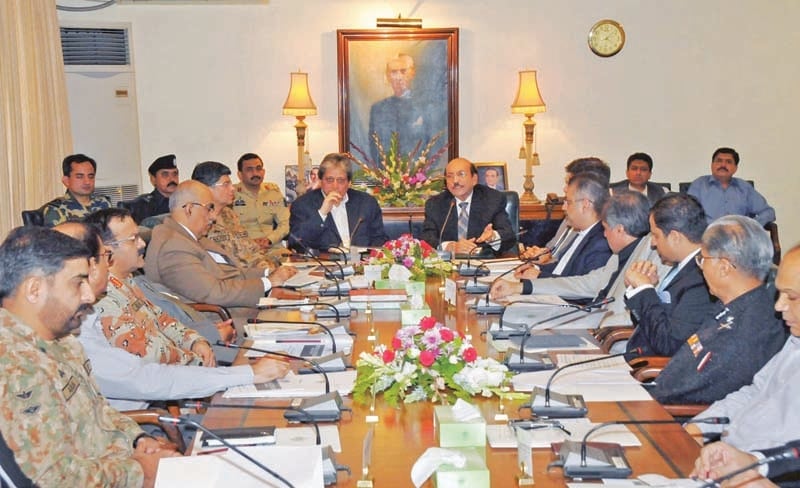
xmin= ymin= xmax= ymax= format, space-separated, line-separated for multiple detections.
xmin=475 ymin=162 xmax=508 ymax=191
xmin=337 ymin=28 xmax=459 ymax=170
xmin=285 ymin=165 xmax=313 ymax=204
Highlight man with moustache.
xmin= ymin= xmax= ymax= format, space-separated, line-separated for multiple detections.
xmin=421 ymin=157 xmax=516 ymax=256
xmin=0 ymin=226 xmax=179 ymax=486
xmin=125 ymin=154 xmax=180 ymax=224
xmin=146 ymin=180 xmax=295 ymax=318
xmin=232 ymin=152 xmax=290 ymax=253
xmin=58 ymin=216 xmax=289 ymax=411
xmin=194 ymin=161 xmax=279 ymax=269
xmin=687 ymin=245 xmax=800 ymax=486
xmin=623 ymin=193 xmax=715 ymax=356
xmin=42 ymin=153 xmax=112 ymax=226
xmin=688 ymin=147 xmax=775 ymax=226
xmin=289 ymin=153 xmax=388 ymax=251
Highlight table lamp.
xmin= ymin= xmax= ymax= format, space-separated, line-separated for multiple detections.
xmin=283 ymin=71 xmax=317 ymax=196
xmin=511 ymin=70 xmax=546 ymax=203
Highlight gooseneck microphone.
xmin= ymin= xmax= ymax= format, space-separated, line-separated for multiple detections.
xmin=558 ymin=416 xmax=730 ymax=480
xmin=437 ymin=200 xmax=456 ymax=253
xmin=699 ymin=444 xmax=800 ymax=488
xmin=289 ymin=234 xmax=342 ymax=298
xmin=182 ymin=400 xmax=322 ymax=445
xmin=246 ymin=318 xmax=338 ymax=353
xmin=216 ymin=341 xmax=330 ymax=394
xmin=480 ymin=249 xmax=553 ymax=314
xmin=158 ymin=415 xmax=296 ymax=488
xmin=347 ymin=217 xmax=364 ymax=248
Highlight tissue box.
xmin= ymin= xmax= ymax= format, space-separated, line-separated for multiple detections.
xmin=434 ymin=405 xmax=486 ymax=448
xmin=433 ymin=447 xmax=490 ymax=488
xmin=375 ymin=279 xmax=426 ymax=297
xmin=401 ymin=302 xmax=432 ymax=325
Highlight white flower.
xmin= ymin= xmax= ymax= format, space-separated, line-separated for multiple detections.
xmin=448 ymin=355 xmax=459 ymax=365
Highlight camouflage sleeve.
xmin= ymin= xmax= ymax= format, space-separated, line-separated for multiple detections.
xmin=42 ymin=202 xmax=67 ymax=227
xmin=154 ymin=308 xmax=208 ymax=352
xmin=265 ymin=193 xmax=290 ymax=244
xmin=0 ymin=356 xmax=144 ymax=486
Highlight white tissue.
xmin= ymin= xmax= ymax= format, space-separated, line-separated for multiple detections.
xmin=410 ymin=447 xmax=467 ymax=488
xmin=451 ymin=398 xmax=482 ymax=421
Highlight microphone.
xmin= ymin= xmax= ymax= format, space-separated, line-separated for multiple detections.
xmin=182 ymin=400 xmax=322 ymax=445
xmin=260 ymin=300 xmax=342 ymax=322
xmin=464 ymin=264 xmax=492 ymax=294
xmin=698 ymin=444 xmax=800 ymax=488
xmin=525 ymin=346 xmax=638 ymax=417
xmin=245 ymin=318 xmax=338 ymax=353
xmin=289 ymin=233 xmax=343 ymax=298
xmin=556 ymin=417 xmax=730 ymax=480
xmin=216 ymin=341 xmax=330 ymax=394
xmin=459 ymin=245 xmax=491 ymax=277
xmin=475 ymin=229 xmax=529 ymax=250
xmin=437 ymin=200 xmax=456 ymax=256
xmin=347 ymin=217 xmax=364 ymax=248
xmin=506 ymin=297 xmax=615 ymax=372
xmin=476 ymin=253 xmax=551 ymax=317
xmin=158 ymin=415 xmax=296 ymax=488
xmin=327 ymin=245 xmax=349 ymax=264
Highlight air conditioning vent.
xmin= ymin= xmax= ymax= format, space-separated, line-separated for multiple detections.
xmin=95 ymin=184 xmax=140 ymax=205
xmin=60 ymin=27 xmax=129 ymax=66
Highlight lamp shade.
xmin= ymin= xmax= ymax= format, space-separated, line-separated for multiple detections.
xmin=282 ymin=72 xmax=317 ymax=116
xmin=511 ymin=70 xmax=546 ymax=115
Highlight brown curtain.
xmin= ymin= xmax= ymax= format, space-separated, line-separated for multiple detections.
xmin=0 ymin=0 xmax=73 ymax=236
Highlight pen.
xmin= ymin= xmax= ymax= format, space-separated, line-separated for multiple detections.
xmin=697 ymin=351 xmax=712 ymax=372
xmin=197 ymin=447 xmax=228 ymax=455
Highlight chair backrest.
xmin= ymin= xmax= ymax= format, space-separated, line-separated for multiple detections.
xmin=652 ymin=181 xmax=671 ymax=191
xmin=20 ymin=209 xmax=44 ymax=227
xmin=679 ymin=179 xmax=754 ymax=193
xmin=117 ymin=199 xmax=135 ymax=212
xmin=503 ymin=191 xmax=520 ymax=234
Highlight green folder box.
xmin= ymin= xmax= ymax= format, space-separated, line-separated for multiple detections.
xmin=433 ymin=447 xmax=490 ymax=488
xmin=433 ymin=405 xmax=486 ymax=448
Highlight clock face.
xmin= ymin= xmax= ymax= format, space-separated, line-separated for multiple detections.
xmin=588 ymin=20 xmax=625 ymax=57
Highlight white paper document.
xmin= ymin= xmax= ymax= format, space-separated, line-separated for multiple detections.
xmin=156 ymin=445 xmax=324 ymax=487
xmin=222 ymin=370 xmax=357 ymax=399
xmin=487 ymin=418 xmax=642 ymax=449
xmin=512 ymin=367 xmax=652 ymax=401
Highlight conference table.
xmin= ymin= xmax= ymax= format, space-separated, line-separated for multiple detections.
xmin=202 ymin=276 xmax=701 ymax=487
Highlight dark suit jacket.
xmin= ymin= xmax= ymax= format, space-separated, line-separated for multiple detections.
xmin=288 ymin=188 xmax=389 ymax=251
xmin=421 ymin=185 xmax=516 ymax=254
xmin=626 ymin=258 xmax=715 ymax=357
xmin=126 ymin=189 xmax=170 ymax=224
xmin=610 ymin=180 xmax=667 ymax=207
xmin=761 ymin=439 xmax=800 ymax=481
xmin=537 ymin=222 xmax=610 ymax=278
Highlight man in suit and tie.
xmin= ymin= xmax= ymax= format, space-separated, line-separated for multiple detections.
xmin=623 ymin=193 xmax=715 ymax=356
xmin=491 ymin=192 xmax=669 ymax=327
xmin=533 ymin=174 xmax=611 ymax=278
xmin=289 ymin=153 xmax=388 ymax=251
xmin=421 ymin=157 xmax=516 ymax=255
xmin=610 ymin=152 xmax=667 ymax=207
xmin=145 ymin=180 xmax=296 ymax=319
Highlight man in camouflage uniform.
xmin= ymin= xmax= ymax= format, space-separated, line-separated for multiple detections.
xmin=0 ymin=226 xmax=178 ymax=486
xmin=193 ymin=160 xmax=279 ymax=270
xmin=125 ymin=154 xmax=180 ymax=224
xmin=42 ymin=153 xmax=112 ymax=226
xmin=89 ymin=208 xmax=216 ymax=366
xmin=233 ymin=152 xmax=290 ymax=254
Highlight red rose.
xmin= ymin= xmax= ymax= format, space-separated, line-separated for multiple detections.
xmin=463 ymin=347 xmax=478 ymax=363
xmin=439 ymin=328 xmax=454 ymax=342
xmin=419 ymin=316 xmax=437 ymax=330
xmin=382 ymin=349 xmax=395 ymax=363
xmin=419 ymin=350 xmax=436 ymax=367
xmin=391 ymin=336 xmax=402 ymax=350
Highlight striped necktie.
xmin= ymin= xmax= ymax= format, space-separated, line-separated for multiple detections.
xmin=457 ymin=202 xmax=469 ymax=240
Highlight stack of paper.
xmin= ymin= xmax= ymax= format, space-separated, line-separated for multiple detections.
xmin=486 ymin=418 xmax=642 ymax=449
xmin=222 ymin=370 xmax=357 ymax=399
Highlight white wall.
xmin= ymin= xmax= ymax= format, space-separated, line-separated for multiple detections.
xmin=58 ymin=0 xmax=800 ymax=247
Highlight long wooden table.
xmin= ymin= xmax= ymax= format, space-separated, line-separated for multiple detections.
xmin=203 ymin=277 xmax=700 ymax=486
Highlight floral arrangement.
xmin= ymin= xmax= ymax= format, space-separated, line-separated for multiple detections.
xmin=366 ymin=234 xmax=452 ymax=281
xmin=353 ymin=316 xmax=511 ymax=407
xmin=349 ymin=131 xmax=446 ymax=207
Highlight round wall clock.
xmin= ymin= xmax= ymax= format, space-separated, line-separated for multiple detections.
xmin=588 ymin=19 xmax=625 ymax=57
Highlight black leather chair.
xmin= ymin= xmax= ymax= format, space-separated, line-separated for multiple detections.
xmin=652 ymin=181 xmax=671 ymax=191
xmin=20 ymin=200 xmax=57 ymax=227
xmin=503 ymin=190 xmax=520 ymax=234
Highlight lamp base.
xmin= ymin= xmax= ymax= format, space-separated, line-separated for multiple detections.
xmin=521 ymin=173 xmax=540 ymax=203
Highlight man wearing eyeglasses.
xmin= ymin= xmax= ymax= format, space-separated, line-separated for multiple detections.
xmin=421 ymin=157 xmax=516 ymax=256
xmin=647 ymin=215 xmax=787 ymax=405
xmin=145 ymin=180 xmax=295 ymax=319
xmin=289 ymin=153 xmax=388 ymax=251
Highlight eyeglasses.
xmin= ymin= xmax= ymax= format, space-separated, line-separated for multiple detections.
xmin=445 ymin=170 xmax=469 ymax=180
xmin=695 ymin=254 xmax=736 ymax=269
xmin=100 ymin=250 xmax=113 ymax=261
xmin=107 ymin=235 xmax=139 ymax=247
xmin=182 ymin=201 xmax=216 ymax=213
xmin=323 ymin=177 xmax=348 ymax=184
xmin=212 ymin=180 xmax=233 ymax=188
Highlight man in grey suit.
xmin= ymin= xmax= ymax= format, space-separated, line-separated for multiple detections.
xmin=491 ymin=191 xmax=669 ymax=327
xmin=144 ymin=180 xmax=296 ymax=319
xmin=609 ymin=152 xmax=667 ymax=207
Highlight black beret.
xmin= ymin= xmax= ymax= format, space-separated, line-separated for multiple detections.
xmin=148 ymin=154 xmax=177 ymax=175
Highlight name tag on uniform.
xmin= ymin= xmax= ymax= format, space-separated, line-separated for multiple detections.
xmin=262 ymin=201 xmax=280 ymax=207
xmin=207 ymin=251 xmax=228 ymax=264
xmin=687 ymin=334 xmax=704 ymax=357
